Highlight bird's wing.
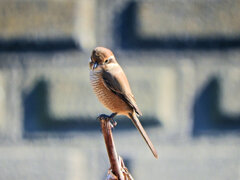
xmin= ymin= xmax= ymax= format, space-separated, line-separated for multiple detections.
xmin=102 ymin=69 xmax=142 ymax=116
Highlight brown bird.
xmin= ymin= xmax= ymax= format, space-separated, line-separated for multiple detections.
xmin=89 ymin=47 xmax=158 ymax=159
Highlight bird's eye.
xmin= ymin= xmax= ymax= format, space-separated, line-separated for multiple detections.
xmin=104 ymin=59 xmax=109 ymax=64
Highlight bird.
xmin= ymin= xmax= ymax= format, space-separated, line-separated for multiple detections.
xmin=89 ymin=47 xmax=158 ymax=159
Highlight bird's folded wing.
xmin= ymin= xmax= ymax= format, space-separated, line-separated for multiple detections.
xmin=102 ymin=70 xmax=142 ymax=116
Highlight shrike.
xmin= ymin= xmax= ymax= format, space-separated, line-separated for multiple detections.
xmin=89 ymin=47 xmax=158 ymax=159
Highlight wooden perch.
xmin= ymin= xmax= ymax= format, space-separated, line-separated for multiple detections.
xmin=98 ymin=115 xmax=133 ymax=180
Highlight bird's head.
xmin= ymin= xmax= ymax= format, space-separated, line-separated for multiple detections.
xmin=89 ymin=47 xmax=118 ymax=71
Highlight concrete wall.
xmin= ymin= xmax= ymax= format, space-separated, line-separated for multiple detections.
xmin=0 ymin=0 xmax=240 ymax=179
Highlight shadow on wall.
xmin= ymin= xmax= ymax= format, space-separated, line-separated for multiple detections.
xmin=0 ymin=38 xmax=80 ymax=52
xmin=22 ymin=79 xmax=98 ymax=135
xmin=193 ymin=77 xmax=240 ymax=136
xmin=114 ymin=1 xmax=240 ymax=50
xmin=22 ymin=79 xmax=161 ymax=137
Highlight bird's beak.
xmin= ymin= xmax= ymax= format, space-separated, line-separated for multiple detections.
xmin=93 ymin=62 xmax=98 ymax=69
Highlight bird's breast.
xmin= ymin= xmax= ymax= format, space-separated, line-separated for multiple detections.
xmin=90 ymin=70 xmax=130 ymax=115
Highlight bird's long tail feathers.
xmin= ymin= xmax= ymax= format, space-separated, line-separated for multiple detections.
xmin=128 ymin=112 xmax=158 ymax=159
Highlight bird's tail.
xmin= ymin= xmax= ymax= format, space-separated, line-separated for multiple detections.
xmin=128 ymin=112 xmax=158 ymax=159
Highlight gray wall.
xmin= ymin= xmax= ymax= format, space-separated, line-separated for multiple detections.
xmin=0 ymin=0 xmax=240 ymax=179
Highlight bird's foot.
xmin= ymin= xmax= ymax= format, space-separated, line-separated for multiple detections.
xmin=97 ymin=113 xmax=117 ymax=128
xmin=97 ymin=114 xmax=110 ymax=121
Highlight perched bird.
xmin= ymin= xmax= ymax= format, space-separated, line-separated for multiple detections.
xmin=89 ymin=47 xmax=158 ymax=159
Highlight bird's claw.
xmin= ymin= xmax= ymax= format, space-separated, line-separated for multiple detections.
xmin=97 ymin=114 xmax=109 ymax=121
xmin=110 ymin=118 xmax=117 ymax=127
xmin=97 ymin=114 xmax=117 ymax=128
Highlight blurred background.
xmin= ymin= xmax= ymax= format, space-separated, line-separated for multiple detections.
xmin=0 ymin=0 xmax=240 ymax=179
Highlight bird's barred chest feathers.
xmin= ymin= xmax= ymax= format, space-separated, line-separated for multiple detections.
xmin=90 ymin=70 xmax=130 ymax=115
